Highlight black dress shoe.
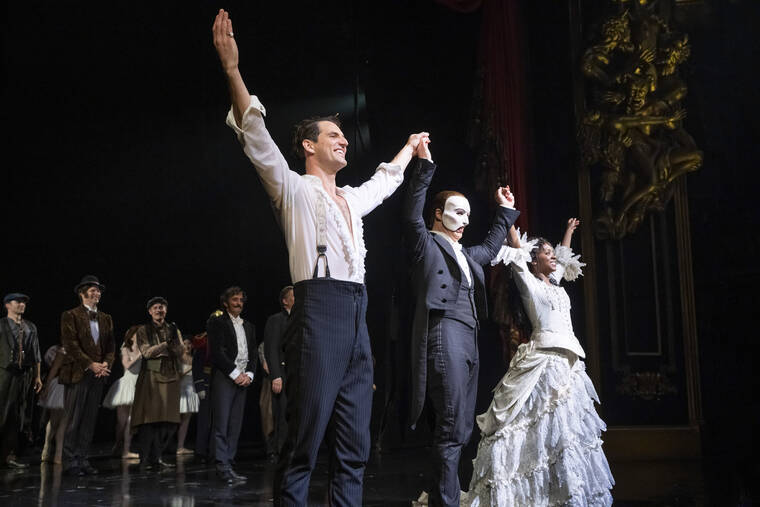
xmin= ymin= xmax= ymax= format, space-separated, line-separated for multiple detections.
xmin=81 ymin=463 xmax=98 ymax=475
xmin=217 ymin=468 xmax=236 ymax=484
xmin=158 ymin=459 xmax=176 ymax=468
xmin=229 ymin=469 xmax=247 ymax=482
xmin=6 ymin=458 xmax=29 ymax=469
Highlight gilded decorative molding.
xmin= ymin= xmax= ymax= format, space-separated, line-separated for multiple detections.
xmin=578 ymin=0 xmax=703 ymax=240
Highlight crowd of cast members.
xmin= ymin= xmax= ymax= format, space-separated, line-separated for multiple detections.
xmin=0 ymin=277 xmax=293 ymax=483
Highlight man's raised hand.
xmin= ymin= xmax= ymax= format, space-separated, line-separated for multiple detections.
xmin=416 ymin=135 xmax=432 ymax=161
xmin=496 ymin=185 xmax=515 ymax=209
xmin=212 ymin=9 xmax=239 ymax=73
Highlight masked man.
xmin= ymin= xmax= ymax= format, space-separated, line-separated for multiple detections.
xmin=403 ymin=139 xmax=519 ymax=507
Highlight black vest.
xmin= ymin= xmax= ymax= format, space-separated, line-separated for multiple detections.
xmin=441 ymin=275 xmax=478 ymax=329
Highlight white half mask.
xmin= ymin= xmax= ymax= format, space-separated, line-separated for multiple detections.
xmin=441 ymin=195 xmax=471 ymax=231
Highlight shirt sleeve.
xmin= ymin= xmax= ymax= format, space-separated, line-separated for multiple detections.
xmin=343 ymin=162 xmax=404 ymax=218
xmin=225 ymin=95 xmax=303 ymax=213
xmin=229 ymin=367 xmax=242 ymax=380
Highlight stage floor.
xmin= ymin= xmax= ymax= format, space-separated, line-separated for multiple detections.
xmin=0 ymin=445 xmax=710 ymax=506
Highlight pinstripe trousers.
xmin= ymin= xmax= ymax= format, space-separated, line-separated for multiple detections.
xmin=275 ymin=278 xmax=373 ymax=507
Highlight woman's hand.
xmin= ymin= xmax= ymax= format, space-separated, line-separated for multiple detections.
xmin=561 ymin=218 xmax=580 ymax=247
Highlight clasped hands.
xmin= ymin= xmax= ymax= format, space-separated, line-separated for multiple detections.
xmin=234 ymin=372 xmax=252 ymax=387
xmin=89 ymin=361 xmax=111 ymax=378
xmin=410 ymin=132 xmax=516 ymax=209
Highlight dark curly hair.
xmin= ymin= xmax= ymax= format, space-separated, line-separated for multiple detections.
xmin=291 ymin=115 xmax=342 ymax=160
xmin=219 ymin=286 xmax=247 ymax=307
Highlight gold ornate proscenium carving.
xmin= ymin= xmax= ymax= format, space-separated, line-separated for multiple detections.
xmin=579 ymin=1 xmax=703 ymax=240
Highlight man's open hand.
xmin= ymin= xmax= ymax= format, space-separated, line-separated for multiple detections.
xmin=212 ymin=9 xmax=239 ymax=73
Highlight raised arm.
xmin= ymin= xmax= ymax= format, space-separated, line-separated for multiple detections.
xmin=561 ymin=218 xmax=580 ymax=247
xmin=212 ymin=10 xmax=301 ymax=213
xmin=213 ymin=9 xmax=250 ymax=126
xmin=349 ymin=133 xmax=429 ymax=218
xmin=464 ymin=186 xmax=520 ymax=265
xmin=402 ymin=139 xmax=435 ymax=264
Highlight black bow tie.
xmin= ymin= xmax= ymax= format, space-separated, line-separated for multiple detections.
xmin=88 ymin=311 xmax=98 ymax=321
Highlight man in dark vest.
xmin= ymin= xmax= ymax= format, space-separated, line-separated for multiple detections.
xmin=207 ymin=286 xmax=256 ymax=483
xmin=403 ymin=139 xmax=519 ymax=506
xmin=263 ymin=285 xmax=293 ymax=463
xmin=59 ymin=275 xmax=115 ymax=476
xmin=0 ymin=293 xmax=42 ymax=469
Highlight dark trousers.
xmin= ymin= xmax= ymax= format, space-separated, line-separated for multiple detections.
xmin=212 ymin=369 xmax=247 ymax=469
xmin=275 ymin=279 xmax=373 ymax=507
xmin=195 ymin=387 xmax=213 ymax=459
xmin=138 ymin=422 xmax=177 ymax=464
xmin=426 ymin=316 xmax=479 ymax=507
xmin=63 ymin=371 xmax=105 ymax=468
xmin=0 ymin=367 xmax=23 ymax=462
xmin=271 ymin=387 xmax=288 ymax=456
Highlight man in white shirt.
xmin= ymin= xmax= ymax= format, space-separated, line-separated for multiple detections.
xmin=206 ymin=286 xmax=256 ymax=483
xmin=212 ymin=9 xmax=427 ymax=505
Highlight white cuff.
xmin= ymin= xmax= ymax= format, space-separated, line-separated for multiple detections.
xmin=225 ymin=95 xmax=267 ymax=133
xmin=229 ymin=368 xmax=242 ymax=380
xmin=245 ymin=372 xmax=254 ymax=381
xmin=377 ymin=162 xmax=403 ymax=178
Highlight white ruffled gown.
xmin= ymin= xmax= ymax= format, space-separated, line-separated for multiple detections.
xmin=463 ymin=241 xmax=614 ymax=507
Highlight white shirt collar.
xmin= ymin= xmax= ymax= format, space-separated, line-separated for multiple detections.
xmin=228 ymin=312 xmax=243 ymax=325
xmin=83 ymin=303 xmax=97 ymax=312
xmin=431 ymin=230 xmax=463 ymax=252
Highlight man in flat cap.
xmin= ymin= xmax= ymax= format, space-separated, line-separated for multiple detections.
xmin=130 ymin=296 xmax=184 ymax=471
xmin=59 ymin=275 xmax=115 ymax=476
xmin=0 ymin=293 xmax=42 ymax=469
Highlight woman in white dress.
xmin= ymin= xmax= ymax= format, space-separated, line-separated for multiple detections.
xmin=464 ymin=219 xmax=614 ymax=506
xmin=39 ymin=345 xmax=67 ymax=464
xmin=177 ymin=337 xmax=199 ymax=455
xmin=103 ymin=326 xmax=142 ymax=459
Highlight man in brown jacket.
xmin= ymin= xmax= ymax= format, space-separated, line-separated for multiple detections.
xmin=59 ymin=275 xmax=115 ymax=476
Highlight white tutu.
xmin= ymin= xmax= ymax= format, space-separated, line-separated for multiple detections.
xmin=103 ymin=360 xmax=141 ymax=408
xmin=38 ymin=377 xmax=65 ymax=410
xmin=464 ymin=345 xmax=614 ymax=507
xmin=179 ymin=367 xmax=199 ymax=414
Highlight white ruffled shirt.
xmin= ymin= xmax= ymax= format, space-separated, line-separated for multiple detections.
xmin=226 ymin=96 xmax=404 ymax=284
xmin=228 ymin=313 xmax=253 ymax=381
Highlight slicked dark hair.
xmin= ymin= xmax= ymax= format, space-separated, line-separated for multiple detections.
xmin=220 ymin=286 xmax=247 ymax=307
xmin=291 ymin=115 xmax=342 ymax=160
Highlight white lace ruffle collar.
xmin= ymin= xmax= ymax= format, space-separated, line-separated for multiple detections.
xmin=304 ymin=175 xmax=367 ymax=282
xmin=490 ymin=229 xmax=585 ymax=282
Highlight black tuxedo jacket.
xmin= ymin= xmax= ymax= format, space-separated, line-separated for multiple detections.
xmin=403 ymin=158 xmax=520 ymax=426
xmin=206 ymin=312 xmax=257 ymax=379
xmin=263 ymin=310 xmax=289 ymax=381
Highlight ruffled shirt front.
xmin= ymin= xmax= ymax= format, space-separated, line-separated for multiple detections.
xmin=226 ymin=96 xmax=404 ymax=284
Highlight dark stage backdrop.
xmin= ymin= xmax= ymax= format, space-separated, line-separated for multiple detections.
xmin=2 ymin=3 xmax=758 ymax=494
xmin=1 ymin=1 xmax=486 ymax=445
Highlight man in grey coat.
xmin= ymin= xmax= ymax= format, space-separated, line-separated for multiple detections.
xmin=403 ymin=138 xmax=519 ymax=507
